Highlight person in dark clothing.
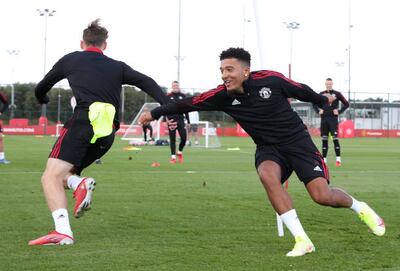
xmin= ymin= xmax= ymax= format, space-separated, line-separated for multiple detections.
xmin=141 ymin=105 xmax=154 ymax=142
xmin=166 ymin=81 xmax=190 ymax=163
xmin=29 ymin=19 xmax=168 ymax=246
xmin=139 ymin=47 xmax=385 ymax=257
xmin=313 ymin=78 xmax=349 ymax=166
xmin=0 ymin=90 xmax=10 ymax=164
xmin=142 ymin=123 xmax=154 ymax=142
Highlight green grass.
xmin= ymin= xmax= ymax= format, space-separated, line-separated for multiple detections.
xmin=0 ymin=135 xmax=399 ymax=271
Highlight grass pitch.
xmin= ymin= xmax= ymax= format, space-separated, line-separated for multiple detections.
xmin=0 ymin=135 xmax=399 ymax=271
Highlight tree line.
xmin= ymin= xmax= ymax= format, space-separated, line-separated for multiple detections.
xmin=0 ymin=84 xmax=161 ymax=125
xmin=0 ymin=84 xmax=232 ymax=125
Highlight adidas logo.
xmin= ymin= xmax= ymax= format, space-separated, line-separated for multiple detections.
xmin=313 ymin=166 xmax=322 ymax=172
xmin=232 ymin=99 xmax=241 ymax=105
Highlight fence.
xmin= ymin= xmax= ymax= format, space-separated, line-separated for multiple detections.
xmin=1 ymin=83 xmax=400 ymax=131
xmin=292 ymin=91 xmax=400 ymax=130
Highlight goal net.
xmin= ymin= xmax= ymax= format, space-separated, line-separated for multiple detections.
xmin=121 ymin=103 xmax=221 ymax=148
xmin=188 ymin=121 xmax=221 ymax=148
xmin=121 ymin=103 xmax=162 ymax=143
xmin=56 ymin=123 xmax=64 ymax=137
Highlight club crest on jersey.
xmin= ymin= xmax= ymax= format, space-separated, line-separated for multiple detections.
xmin=259 ymin=87 xmax=271 ymax=99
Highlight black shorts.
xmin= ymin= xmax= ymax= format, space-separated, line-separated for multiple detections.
xmin=320 ymin=117 xmax=338 ymax=137
xmin=50 ymin=110 xmax=115 ymax=175
xmin=255 ymin=132 xmax=329 ymax=185
xmin=189 ymin=124 xmax=198 ymax=133
xmin=0 ymin=124 xmax=2 ymax=133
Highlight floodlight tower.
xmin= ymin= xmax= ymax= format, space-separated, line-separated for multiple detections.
xmin=7 ymin=49 xmax=20 ymax=119
xmin=175 ymin=0 xmax=183 ymax=83
xmin=284 ymin=21 xmax=300 ymax=79
xmin=347 ymin=0 xmax=353 ymax=104
xmin=37 ymin=8 xmax=56 ymax=120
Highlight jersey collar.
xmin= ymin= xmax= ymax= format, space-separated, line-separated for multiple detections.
xmin=85 ymin=47 xmax=103 ymax=54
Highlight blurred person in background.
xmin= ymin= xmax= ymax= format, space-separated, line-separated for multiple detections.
xmin=0 ymin=90 xmax=10 ymax=164
xmin=165 ymin=81 xmax=190 ymax=163
xmin=313 ymin=78 xmax=349 ymax=166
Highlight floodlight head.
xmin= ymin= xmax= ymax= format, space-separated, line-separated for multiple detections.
xmin=284 ymin=21 xmax=300 ymax=29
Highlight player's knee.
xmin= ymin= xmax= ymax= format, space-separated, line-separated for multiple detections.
xmin=41 ymin=170 xmax=62 ymax=185
xmin=41 ymin=173 xmax=50 ymax=185
xmin=257 ymin=164 xmax=281 ymax=189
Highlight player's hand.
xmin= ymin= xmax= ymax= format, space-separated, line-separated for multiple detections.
xmin=186 ymin=123 xmax=191 ymax=130
xmin=319 ymin=109 xmax=324 ymax=115
xmin=166 ymin=118 xmax=177 ymax=130
xmin=138 ymin=112 xmax=153 ymax=125
xmin=333 ymin=109 xmax=339 ymax=115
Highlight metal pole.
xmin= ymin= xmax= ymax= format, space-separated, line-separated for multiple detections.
xmin=10 ymin=84 xmax=15 ymax=119
xmin=121 ymin=87 xmax=125 ymax=123
xmin=348 ymin=0 xmax=352 ymax=114
xmin=289 ymin=28 xmax=293 ymax=79
xmin=284 ymin=22 xmax=300 ymax=79
xmin=177 ymin=0 xmax=182 ymax=82
xmin=7 ymin=49 xmax=19 ymax=119
xmin=57 ymin=89 xmax=61 ymax=123
xmin=43 ymin=13 xmax=48 ymax=76
xmin=37 ymin=9 xmax=56 ymax=121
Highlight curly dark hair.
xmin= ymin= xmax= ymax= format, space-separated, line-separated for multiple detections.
xmin=83 ymin=19 xmax=108 ymax=47
xmin=219 ymin=48 xmax=251 ymax=66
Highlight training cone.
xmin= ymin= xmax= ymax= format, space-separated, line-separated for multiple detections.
xmin=151 ymin=162 xmax=160 ymax=167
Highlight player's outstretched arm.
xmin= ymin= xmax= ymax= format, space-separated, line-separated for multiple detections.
xmin=139 ymin=112 xmax=177 ymax=130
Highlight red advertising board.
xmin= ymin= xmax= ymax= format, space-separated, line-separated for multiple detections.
xmin=1 ymin=119 xmax=400 ymax=138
